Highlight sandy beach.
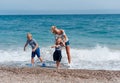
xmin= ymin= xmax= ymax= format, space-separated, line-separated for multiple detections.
xmin=0 ymin=67 xmax=120 ymax=83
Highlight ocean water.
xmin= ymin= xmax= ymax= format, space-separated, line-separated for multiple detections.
xmin=0 ymin=14 xmax=120 ymax=70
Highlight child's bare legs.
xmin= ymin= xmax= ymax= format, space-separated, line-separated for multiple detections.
xmin=38 ymin=57 xmax=43 ymax=62
xmin=39 ymin=57 xmax=46 ymax=67
xmin=56 ymin=61 xmax=60 ymax=69
xmin=31 ymin=58 xmax=35 ymax=66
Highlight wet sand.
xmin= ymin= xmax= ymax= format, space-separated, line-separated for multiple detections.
xmin=0 ymin=67 xmax=120 ymax=83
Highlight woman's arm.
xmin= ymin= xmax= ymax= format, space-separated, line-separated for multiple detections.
xmin=60 ymin=41 xmax=65 ymax=47
xmin=62 ymin=30 xmax=67 ymax=42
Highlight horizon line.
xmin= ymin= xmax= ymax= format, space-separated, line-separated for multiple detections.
xmin=0 ymin=10 xmax=120 ymax=15
xmin=0 ymin=13 xmax=120 ymax=16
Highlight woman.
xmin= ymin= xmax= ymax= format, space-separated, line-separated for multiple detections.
xmin=51 ymin=26 xmax=71 ymax=64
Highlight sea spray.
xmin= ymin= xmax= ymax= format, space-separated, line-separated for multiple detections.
xmin=0 ymin=45 xmax=120 ymax=70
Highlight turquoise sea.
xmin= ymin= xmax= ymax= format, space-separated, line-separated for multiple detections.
xmin=0 ymin=14 xmax=120 ymax=70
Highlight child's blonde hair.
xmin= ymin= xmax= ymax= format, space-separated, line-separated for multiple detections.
xmin=27 ymin=32 xmax=32 ymax=38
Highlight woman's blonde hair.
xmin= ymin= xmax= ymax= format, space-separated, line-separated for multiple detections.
xmin=51 ymin=26 xmax=57 ymax=33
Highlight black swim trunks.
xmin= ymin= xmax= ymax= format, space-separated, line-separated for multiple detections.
xmin=53 ymin=50 xmax=62 ymax=62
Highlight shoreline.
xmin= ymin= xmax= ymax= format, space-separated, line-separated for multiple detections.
xmin=0 ymin=67 xmax=120 ymax=83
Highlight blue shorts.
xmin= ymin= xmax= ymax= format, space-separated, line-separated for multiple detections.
xmin=31 ymin=48 xmax=40 ymax=58
xmin=65 ymin=41 xmax=70 ymax=46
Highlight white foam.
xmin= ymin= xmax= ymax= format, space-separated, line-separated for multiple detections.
xmin=0 ymin=48 xmax=30 ymax=62
xmin=68 ymin=45 xmax=120 ymax=70
xmin=70 ymin=45 xmax=120 ymax=62
xmin=0 ymin=45 xmax=120 ymax=70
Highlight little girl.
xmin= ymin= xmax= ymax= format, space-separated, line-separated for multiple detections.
xmin=51 ymin=37 xmax=65 ymax=69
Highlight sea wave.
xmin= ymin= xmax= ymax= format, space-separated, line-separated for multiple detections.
xmin=0 ymin=45 xmax=120 ymax=70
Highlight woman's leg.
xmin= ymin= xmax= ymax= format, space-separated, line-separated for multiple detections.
xmin=65 ymin=46 xmax=71 ymax=64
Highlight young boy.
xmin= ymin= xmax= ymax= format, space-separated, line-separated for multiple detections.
xmin=51 ymin=37 xmax=65 ymax=69
xmin=24 ymin=33 xmax=45 ymax=67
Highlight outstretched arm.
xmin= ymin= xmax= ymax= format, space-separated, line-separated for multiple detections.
xmin=24 ymin=42 xmax=28 ymax=51
xmin=51 ymin=45 xmax=56 ymax=48
xmin=62 ymin=30 xmax=67 ymax=42
xmin=51 ymin=45 xmax=60 ymax=48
